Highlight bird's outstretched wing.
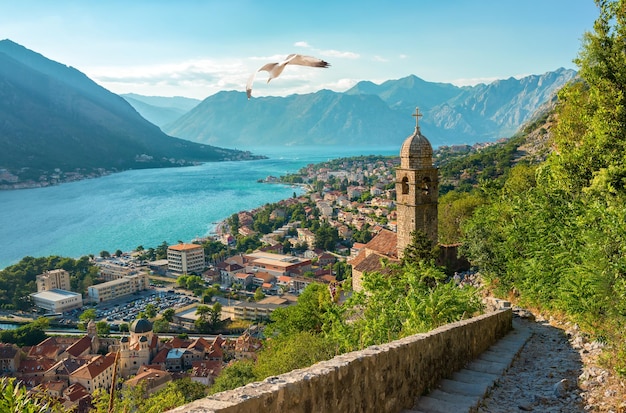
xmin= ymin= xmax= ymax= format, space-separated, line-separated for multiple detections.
xmin=246 ymin=62 xmax=279 ymax=99
xmin=285 ymin=54 xmax=330 ymax=68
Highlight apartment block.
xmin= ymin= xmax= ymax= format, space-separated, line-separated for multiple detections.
xmin=36 ymin=269 xmax=71 ymax=292
xmin=167 ymin=243 xmax=205 ymax=274
xmin=87 ymin=272 xmax=149 ymax=303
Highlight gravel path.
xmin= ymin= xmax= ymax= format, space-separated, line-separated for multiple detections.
xmin=477 ymin=310 xmax=625 ymax=413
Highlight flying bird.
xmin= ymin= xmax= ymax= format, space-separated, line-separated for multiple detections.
xmin=246 ymin=54 xmax=330 ymax=99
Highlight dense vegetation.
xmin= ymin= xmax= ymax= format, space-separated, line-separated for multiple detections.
xmin=459 ymin=0 xmax=626 ymax=378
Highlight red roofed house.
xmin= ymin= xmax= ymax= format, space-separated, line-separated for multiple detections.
xmin=124 ymin=367 xmax=172 ymax=396
xmin=69 ymin=353 xmax=117 ymax=392
xmin=190 ymin=360 xmax=222 ymax=386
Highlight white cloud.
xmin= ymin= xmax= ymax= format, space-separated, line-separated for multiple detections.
xmin=294 ymin=41 xmax=311 ymax=48
xmin=319 ymin=49 xmax=360 ymax=59
xmin=323 ymin=78 xmax=359 ymax=91
xmin=448 ymin=76 xmax=500 ymax=86
xmin=83 ymin=57 xmax=250 ymax=98
xmin=399 ymin=54 xmax=408 ymax=59
xmin=373 ymin=55 xmax=388 ymax=62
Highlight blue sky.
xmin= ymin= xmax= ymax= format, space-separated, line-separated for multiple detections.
xmin=1 ymin=1 xmax=598 ymax=99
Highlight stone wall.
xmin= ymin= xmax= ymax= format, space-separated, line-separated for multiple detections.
xmin=168 ymin=309 xmax=512 ymax=413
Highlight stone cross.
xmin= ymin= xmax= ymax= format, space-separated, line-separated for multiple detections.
xmin=412 ymin=107 xmax=422 ymax=130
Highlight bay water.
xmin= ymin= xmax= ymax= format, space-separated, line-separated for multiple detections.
xmin=0 ymin=146 xmax=397 ymax=269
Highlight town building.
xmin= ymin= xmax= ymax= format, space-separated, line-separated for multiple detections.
xmin=124 ymin=367 xmax=172 ymax=396
xmin=36 ymin=269 xmax=71 ymax=292
xmin=30 ymin=289 xmax=83 ymax=313
xmin=69 ymin=352 xmax=117 ymax=393
xmin=167 ymin=243 xmax=205 ymax=274
xmin=0 ymin=343 xmax=21 ymax=373
xmin=87 ymin=272 xmax=149 ymax=303
xmin=95 ymin=260 xmax=136 ymax=281
xmin=244 ymin=251 xmax=312 ymax=277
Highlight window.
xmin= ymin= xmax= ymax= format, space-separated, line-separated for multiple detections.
xmin=421 ymin=177 xmax=431 ymax=195
xmin=401 ymin=176 xmax=409 ymax=194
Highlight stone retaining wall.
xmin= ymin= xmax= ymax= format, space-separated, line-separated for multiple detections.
xmin=168 ymin=309 xmax=512 ymax=413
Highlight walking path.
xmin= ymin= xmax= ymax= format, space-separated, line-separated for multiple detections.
xmin=401 ymin=308 xmax=624 ymax=413
xmin=401 ymin=317 xmax=532 ymax=413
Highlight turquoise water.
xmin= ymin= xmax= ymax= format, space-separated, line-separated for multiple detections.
xmin=0 ymin=146 xmax=397 ymax=269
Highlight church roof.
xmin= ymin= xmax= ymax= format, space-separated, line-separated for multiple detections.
xmin=400 ymin=108 xmax=433 ymax=170
xmin=130 ymin=318 xmax=152 ymax=334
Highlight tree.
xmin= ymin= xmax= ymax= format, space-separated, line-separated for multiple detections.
xmin=401 ymin=230 xmax=438 ymax=268
xmin=144 ymin=303 xmax=157 ymax=319
xmin=153 ymin=318 xmax=170 ymax=333
xmin=253 ymin=332 xmax=335 ymax=380
xmin=227 ymin=213 xmax=240 ymax=234
xmin=155 ymin=241 xmax=169 ymax=260
xmin=1 ymin=319 xmax=49 ymax=347
xmin=96 ymin=321 xmax=110 ymax=336
xmin=0 ymin=377 xmax=64 ymax=413
xmin=99 ymin=250 xmax=111 ymax=258
xmin=194 ymin=303 xmax=222 ymax=333
xmin=79 ymin=308 xmax=97 ymax=323
xmin=162 ymin=308 xmax=175 ymax=322
xmin=210 ymin=360 xmax=256 ymax=394
xmin=254 ymin=287 xmax=265 ymax=302
xmin=314 ymin=222 xmax=339 ymax=251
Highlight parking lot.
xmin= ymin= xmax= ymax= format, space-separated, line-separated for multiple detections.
xmin=59 ymin=287 xmax=199 ymax=328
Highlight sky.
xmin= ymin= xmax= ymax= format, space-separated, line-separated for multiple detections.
xmin=1 ymin=1 xmax=599 ymax=100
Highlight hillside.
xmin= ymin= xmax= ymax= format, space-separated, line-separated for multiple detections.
xmin=121 ymin=94 xmax=201 ymax=128
xmin=161 ymin=69 xmax=576 ymax=149
xmin=0 ymin=40 xmax=261 ymax=188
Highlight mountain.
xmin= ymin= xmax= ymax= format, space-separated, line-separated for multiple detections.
xmin=121 ymin=93 xmax=200 ymax=128
xmin=0 ymin=39 xmax=260 ymax=187
xmin=165 ymin=89 xmax=409 ymax=147
xmin=163 ymin=69 xmax=576 ymax=148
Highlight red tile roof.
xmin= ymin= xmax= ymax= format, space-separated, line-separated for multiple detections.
xmin=64 ymin=383 xmax=90 ymax=402
xmin=353 ymin=252 xmax=397 ymax=275
xmin=363 ymin=229 xmax=397 ymax=258
xmin=66 ymin=335 xmax=92 ymax=358
xmin=70 ymin=353 xmax=116 ymax=380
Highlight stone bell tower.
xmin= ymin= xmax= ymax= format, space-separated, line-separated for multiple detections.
xmin=395 ymin=107 xmax=438 ymax=258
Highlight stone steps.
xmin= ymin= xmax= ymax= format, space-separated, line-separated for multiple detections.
xmin=401 ymin=319 xmax=532 ymax=413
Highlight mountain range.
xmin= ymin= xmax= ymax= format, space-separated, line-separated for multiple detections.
xmin=131 ymin=68 xmax=576 ymax=149
xmin=0 ymin=38 xmax=577 ymax=188
xmin=0 ymin=39 xmax=259 ymax=187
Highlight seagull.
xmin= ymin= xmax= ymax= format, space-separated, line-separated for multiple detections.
xmin=246 ymin=54 xmax=330 ymax=99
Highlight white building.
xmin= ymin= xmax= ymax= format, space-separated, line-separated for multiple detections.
xmin=167 ymin=243 xmax=205 ymax=274
xmin=88 ymin=273 xmax=149 ymax=303
xmin=30 ymin=289 xmax=83 ymax=313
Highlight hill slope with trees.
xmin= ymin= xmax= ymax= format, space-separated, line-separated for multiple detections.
xmin=0 ymin=40 xmax=260 ymax=188
xmin=456 ymin=0 xmax=626 ymax=397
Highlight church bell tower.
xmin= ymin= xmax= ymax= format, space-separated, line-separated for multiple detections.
xmin=395 ymin=108 xmax=438 ymax=258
